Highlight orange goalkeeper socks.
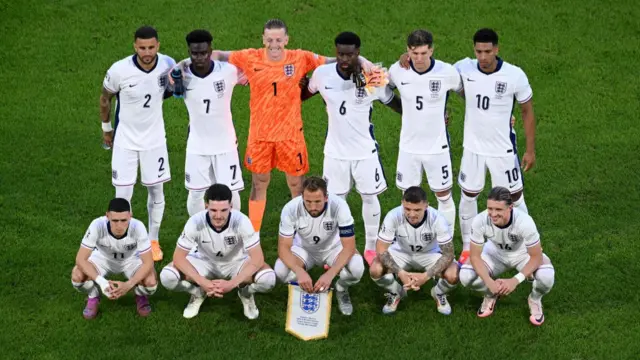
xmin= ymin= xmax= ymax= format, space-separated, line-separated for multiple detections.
xmin=249 ymin=199 xmax=267 ymax=231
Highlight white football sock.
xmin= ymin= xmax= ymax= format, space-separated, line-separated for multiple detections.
xmin=436 ymin=192 xmax=456 ymax=234
xmin=513 ymin=194 xmax=529 ymax=214
xmin=187 ymin=190 xmax=206 ymax=216
xmin=231 ymin=191 xmax=242 ymax=211
xmin=435 ymin=278 xmax=457 ymax=295
xmin=372 ymin=273 xmax=402 ymax=295
xmin=115 ymin=185 xmax=134 ymax=203
xmin=361 ymin=194 xmax=381 ymax=252
xmin=459 ymin=193 xmax=478 ymax=251
xmin=147 ymin=184 xmax=165 ymax=240
xmin=72 ymin=280 xmax=100 ymax=298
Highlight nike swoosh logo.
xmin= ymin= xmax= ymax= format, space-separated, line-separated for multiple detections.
xmin=442 ymin=181 xmax=448 ymax=185
xmin=158 ymin=172 xmax=165 ymax=178
xmin=254 ymin=68 xmax=263 ymax=71
xmin=509 ymin=183 xmax=517 ymax=188
xmin=324 ymin=86 xmax=333 ymax=89
xmin=231 ymin=181 xmax=240 ymax=186
xmin=298 ymin=226 xmax=308 ymax=230
xmin=461 ymin=216 xmax=473 ymax=220
xmin=372 ymin=213 xmax=380 ymax=217
xmin=185 ymin=88 xmax=193 ymax=91
xmin=201 ymin=241 xmax=211 ymax=243
xmin=129 ymin=84 xmax=137 ymax=88
xmin=401 ymin=82 xmax=410 ymax=85
xmin=375 ymin=183 xmax=383 ymax=189
xmin=466 ymin=78 xmax=475 ymax=82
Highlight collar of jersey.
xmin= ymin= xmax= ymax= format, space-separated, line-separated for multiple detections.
xmin=406 ymin=210 xmax=429 ymax=229
xmin=476 ymin=57 xmax=504 ymax=75
xmin=107 ymin=222 xmax=129 ymax=239
xmin=206 ymin=212 xmax=230 ymax=233
xmin=132 ymin=54 xmax=159 ymax=74
xmin=495 ymin=209 xmax=514 ymax=229
xmin=335 ymin=64 xmax=351 ymax=81
xmin=410 ymin=58 xmax=435 ymax=75
xmin=190 ymin=61 xmax=215 ymax=78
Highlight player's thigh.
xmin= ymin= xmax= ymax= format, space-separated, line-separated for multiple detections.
xmin=245 ymin=140 xmax=276 ymax=174
xmin=387 ymin=248 xmax=413 ymax=271
xmin=424 ymin=152 xmax=454 ymax=193
xmin=291 ymin=245 xmax=317 ymax=270
xmin=512 ymin=252 xmax=553 ymax=272
xmin=140 ymin=145 xmax=171 ymax=186
xmin=353 ymin=156 xmax=387 ymax=195
xmin=185 ymin=153 xmax=215 ymax=191
xmin=395 ymin=150 xmax=423 ymax=190
xmin=122 ymin=256 xmax=145 ymax=280
xmin=87 ymin=252 xmax=116 ymax=277
xmin=217 ymin=257 xmax=249 ymax=280
xmin=185 ymin=252 xmax=216 ymax=279
xmin=111 ymin=145 xmax=139 ymax=186
xmin=458 ymin=149 xmax=486 ymax=193
xmin=481 ymin=243 xmax=510 ymax=278
xmin=274 ymin=137 xmax=308 ymax=177
xmin=322 ymin=156 xmax=352 ymax=195
xmin=212 ymin=150 xmax=245 ymax=192
xmin=487 ymin=154 xmax=523 ymax=193
xmin=413 ymin=252 xmax=445 ymax=272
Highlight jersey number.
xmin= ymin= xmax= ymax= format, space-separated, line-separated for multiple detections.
xmin=416 ymin=96 xmax=423 ymax=110
xmin=505 ymin=168 xmax=519 ymax=183
xmin=375 ymin=168 xmax=380 ymax=182
xmin=203 ymin=99 xmax=211 ymax=114
xmin=339 ymin=101 xmax=347 ymax=115
xmin=112 ymin=252 xmax=124 ymax=259
xmin=158 ymin=157 xmax=165 ymax=172
xmin=143 ymin=94 xmax=151 ymax=108
xmin=230 ymin=165 xmax=237 ymax=180
xmin=313 ymin=236 xmax=320 ymax=245
xmin=475 ymin=95 xmax=490 ymax=110
xmin=272 ymin=82 xmax=277 ymax=96
xmin=216 ymin=251 xmax=224 ymax=257
xmin=497 ymin=243 xmax=513 ymax=251
xmin=441 ymin=165 xmax=449 ymax=180
xmin=409 ymin=245 xmax=423 ymax=252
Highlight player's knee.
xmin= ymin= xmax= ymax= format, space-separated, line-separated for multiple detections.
xmin=459 ymin=265 xmax=478 ymax=287
xmin=444 ymin=265 xmax=460 ymax=285
xmin=71 ymin=266 xmax=86 ymax=283
xmin=253 ymin=269 xmax=276 ymax=293
xmin=342 ymin=255 xmax=365 ymax=281
xmin=160 ymin=266 xmax=180 ymax=291
xmin=147 ymin=184 xmax=165 ymax=202
xmin=511 ymin=190 xmax=523 ymax=202
xmin=462 ymin=190 xmax=479 ymax=198
xmin=369 ymin=262 xmax=384 ymax=279
xmin=142 ymin=272 xmax=158 ymax=288
xmin=360 ymin=194 xmax=379 ymax=205
xmin=273 ymin=259 xmax=292 ymax=283
xmin=533 ymin=265 xmax=555 ymax=293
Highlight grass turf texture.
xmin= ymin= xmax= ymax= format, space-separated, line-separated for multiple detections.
xmin=1 ymin=0 xmax=639 ymax=359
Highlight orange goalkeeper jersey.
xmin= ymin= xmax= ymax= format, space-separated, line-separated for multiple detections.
xmin=229 ymin=48 xmax=326 ymax=142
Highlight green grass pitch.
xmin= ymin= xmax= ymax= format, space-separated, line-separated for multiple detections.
xmin=1 ymin=0 xmax=639 ymax=359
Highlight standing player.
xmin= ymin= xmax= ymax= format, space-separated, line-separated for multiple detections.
xmin=304 ymin=32 xmax=402 ymax=266
xmin=211 ymin=19 xmax=373 ymax=232
xmin=273 ymin=176 xmax=365 ymax=316
xmin=455 ymin=28 xmax=537 ymax=264
xmin=387 ymin=29 xmax=460 ymax=233
xmin=175 ymin=30 xmax=246 ymax=215
xmin=459 ymin=186 xmax=554 ymax=326
xmin=370 ymin=186 xmax=458 ymax=315
xmin=100 ymin=26 xmax=176 ymax=261
xmin=71 ymin=198 xmax=157 ymax=319
xmin=159 ymin=184 xmax=275 ymax=319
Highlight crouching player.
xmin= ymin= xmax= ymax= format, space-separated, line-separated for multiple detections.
xmin=71 ymin=198 xmax=157 ymax=319
xmin=160 ymin=184 xmax=275 ymax=319
xmin=274 ymin=176 xmax=365 ymax=316
xmin=460 ymin=186 xmax=555 ymax=326
xmin=370 ymin=186 xmax=458 ymax=315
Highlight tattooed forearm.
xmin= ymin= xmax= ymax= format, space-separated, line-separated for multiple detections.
xmin=426 ymin=242 xmax=454 ymax=278
xmin=100 ymin=88 xmax=114 ymax=122
xmin=379 ymin=251 xmax=401 ymax=274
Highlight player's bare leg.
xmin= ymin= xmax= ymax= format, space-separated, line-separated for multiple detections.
xmin=435 ymin=188 xmax=456 ymax=235
xmin=285 ymin=174 xmax=304 ymax=198
xmin=458 ymin=190 xmax=480 ymax=265
xmin=430 ymin=262 xmax=459 ymax=315
xmin=71 ymin=266 xmax=101 ymax=320
xmin=133 ymin=271 xmax=157 ymax=317
xmin=147 ymin=184 xmax=165 ymax=261
xmin=511 ymin=189 xmax=529 ymax=214
xmin=237 ymin=263 xmax=276 ymax=320
xmin=249 ymin=172 xmax=270 ymax=231
xmin=370 ymin=258 xmax=406 ymax=314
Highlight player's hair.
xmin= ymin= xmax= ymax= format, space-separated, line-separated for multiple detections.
xmin=407 ymin=29 xmax=433 ymax=48
xmin=134 ymin=26 xmax=158 ymax=40
xmin=186 ymin=29 xmax=213 ymax=45
xmin=334 ymin=32 xmax=361 ymax=48
xmin=108 ymin=198 xmax=131 ymax=212
xmin=487 ymin=186 xmax=513 ymax=205
xmin=302 ymin=176 xmax=328 ymax=196
xmin=264 ymin=19 xmax=288 ymax=34
xmin=205 ymin=184 xmax=233 ymax=203
xmin=402 ymin=186 xmax=427 ymax=204
xmin=473 ymin=28 xmax=499 ymax=45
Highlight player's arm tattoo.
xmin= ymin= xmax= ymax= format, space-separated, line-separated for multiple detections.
xmin=426 ymin=242 xmax=454 ymax=278
xmin=379 ymin=250 xmax=401 ymax=274
xmin=99 ymin=88 xmax=115 ymax=122
xmin=384 ymin=95 xmax=402 ymax=114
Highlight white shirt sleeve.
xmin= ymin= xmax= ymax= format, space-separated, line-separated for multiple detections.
xmin=521 ymin=216 xmax=541 ymax=248
xmin=470 ymin=214 xmax=486 ymax=246
xmin=102 ymin=64 xmax=120 ymax=93
xmin=81 ymin=219 xmax=100 ymax=249
xmin=376 ymin=84 xmax=394 ymax=104
xmin=278 ymin=204 xmax=296 ymax=238
xmin=337 ymin=200 xmax=355 ymax=237
xmin=134 ymin=220 xmax=151 ymax=254
xmin=434 ymin=212 xmax=453 ymax=245
xmin=378 ymin=212 xmax=397 ymax=243
xmin=177 ymin=217 xmax=199 ymax=251
xmin=307 ymin=70 xmax=319 ymax=94
xmin=514 ymin=68 xmax=533 ymax=103
xmin=449 ymin=66 xmax=463 ymax=93
xmin=239 ymin=215 xmax=261 ymax=250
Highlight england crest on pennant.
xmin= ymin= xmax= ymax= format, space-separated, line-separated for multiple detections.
xmin=286 ymin=284 xmax=332 ymax=341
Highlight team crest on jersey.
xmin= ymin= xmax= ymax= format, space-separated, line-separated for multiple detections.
xmin=508 ymin=234 xmax=521 ymax=243
xmin=396 ymin=171 xmax=403 ymax=182
xmin=459 ymin=172 xmax=466 ymax=183
xmin=125 ymin=243 xmax=137 ymax=251
xmin=284 ymin=64 xmax=295 ymax=77
xmin=224 ymin=236 xmax=237 ymax=245
xmin=158 ymin=75 xmax=167 ymax=88
xmin=214 ymin=80 xmax=225 ymax=94
xmin=495 ymin=81 xmax=507 ymax=95
xmin=300 ymin=292 xmax=320 ymax=313
xmin=112 ymin=170 xmax=118 ymax=180
xmin=185 ymin=173 xmax=191 ymax=183
xmin=429 ymin=80 xmax=441 ymax=93
xmin=355 ymin=87 xmax=367 ymax=104
xmin=422 ymin=233 xmax=434 ymax=242
xmin=323 ymin=221 xmax=334 ymax=231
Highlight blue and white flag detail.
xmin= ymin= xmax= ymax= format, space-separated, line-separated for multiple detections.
xmin=286 ymin=283 xmax=332 ymax=340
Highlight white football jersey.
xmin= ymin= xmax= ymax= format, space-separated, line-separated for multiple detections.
xmin=103 ymin=54 xmax=176 ymax=151
xmin=470 ymin=208 xmax=540 ymax=255
xmin=279 ymin=194 xmax=355 ymax=252
xmin=181 ymin=60 xmax=243 ymax=155
xmin=378 ymin=206 xmax=452 ymax=254
xmin=177 ymin=209 xmax=260 ymax=264
xmin=308 ymin=63 xmax=395 ymax=160
xmin=388 ymin=59 xmax=462 ymax=155
xmin=454 ymin=57 xmax=533 ymax=156
xmin=81 ymin=217 xmax=150 ymax=260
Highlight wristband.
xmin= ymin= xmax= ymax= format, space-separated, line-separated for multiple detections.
xmin=101 ymin=121 xmax=113 ymax=132
xmin=514 ymin=272 xmax=526 ymax=284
